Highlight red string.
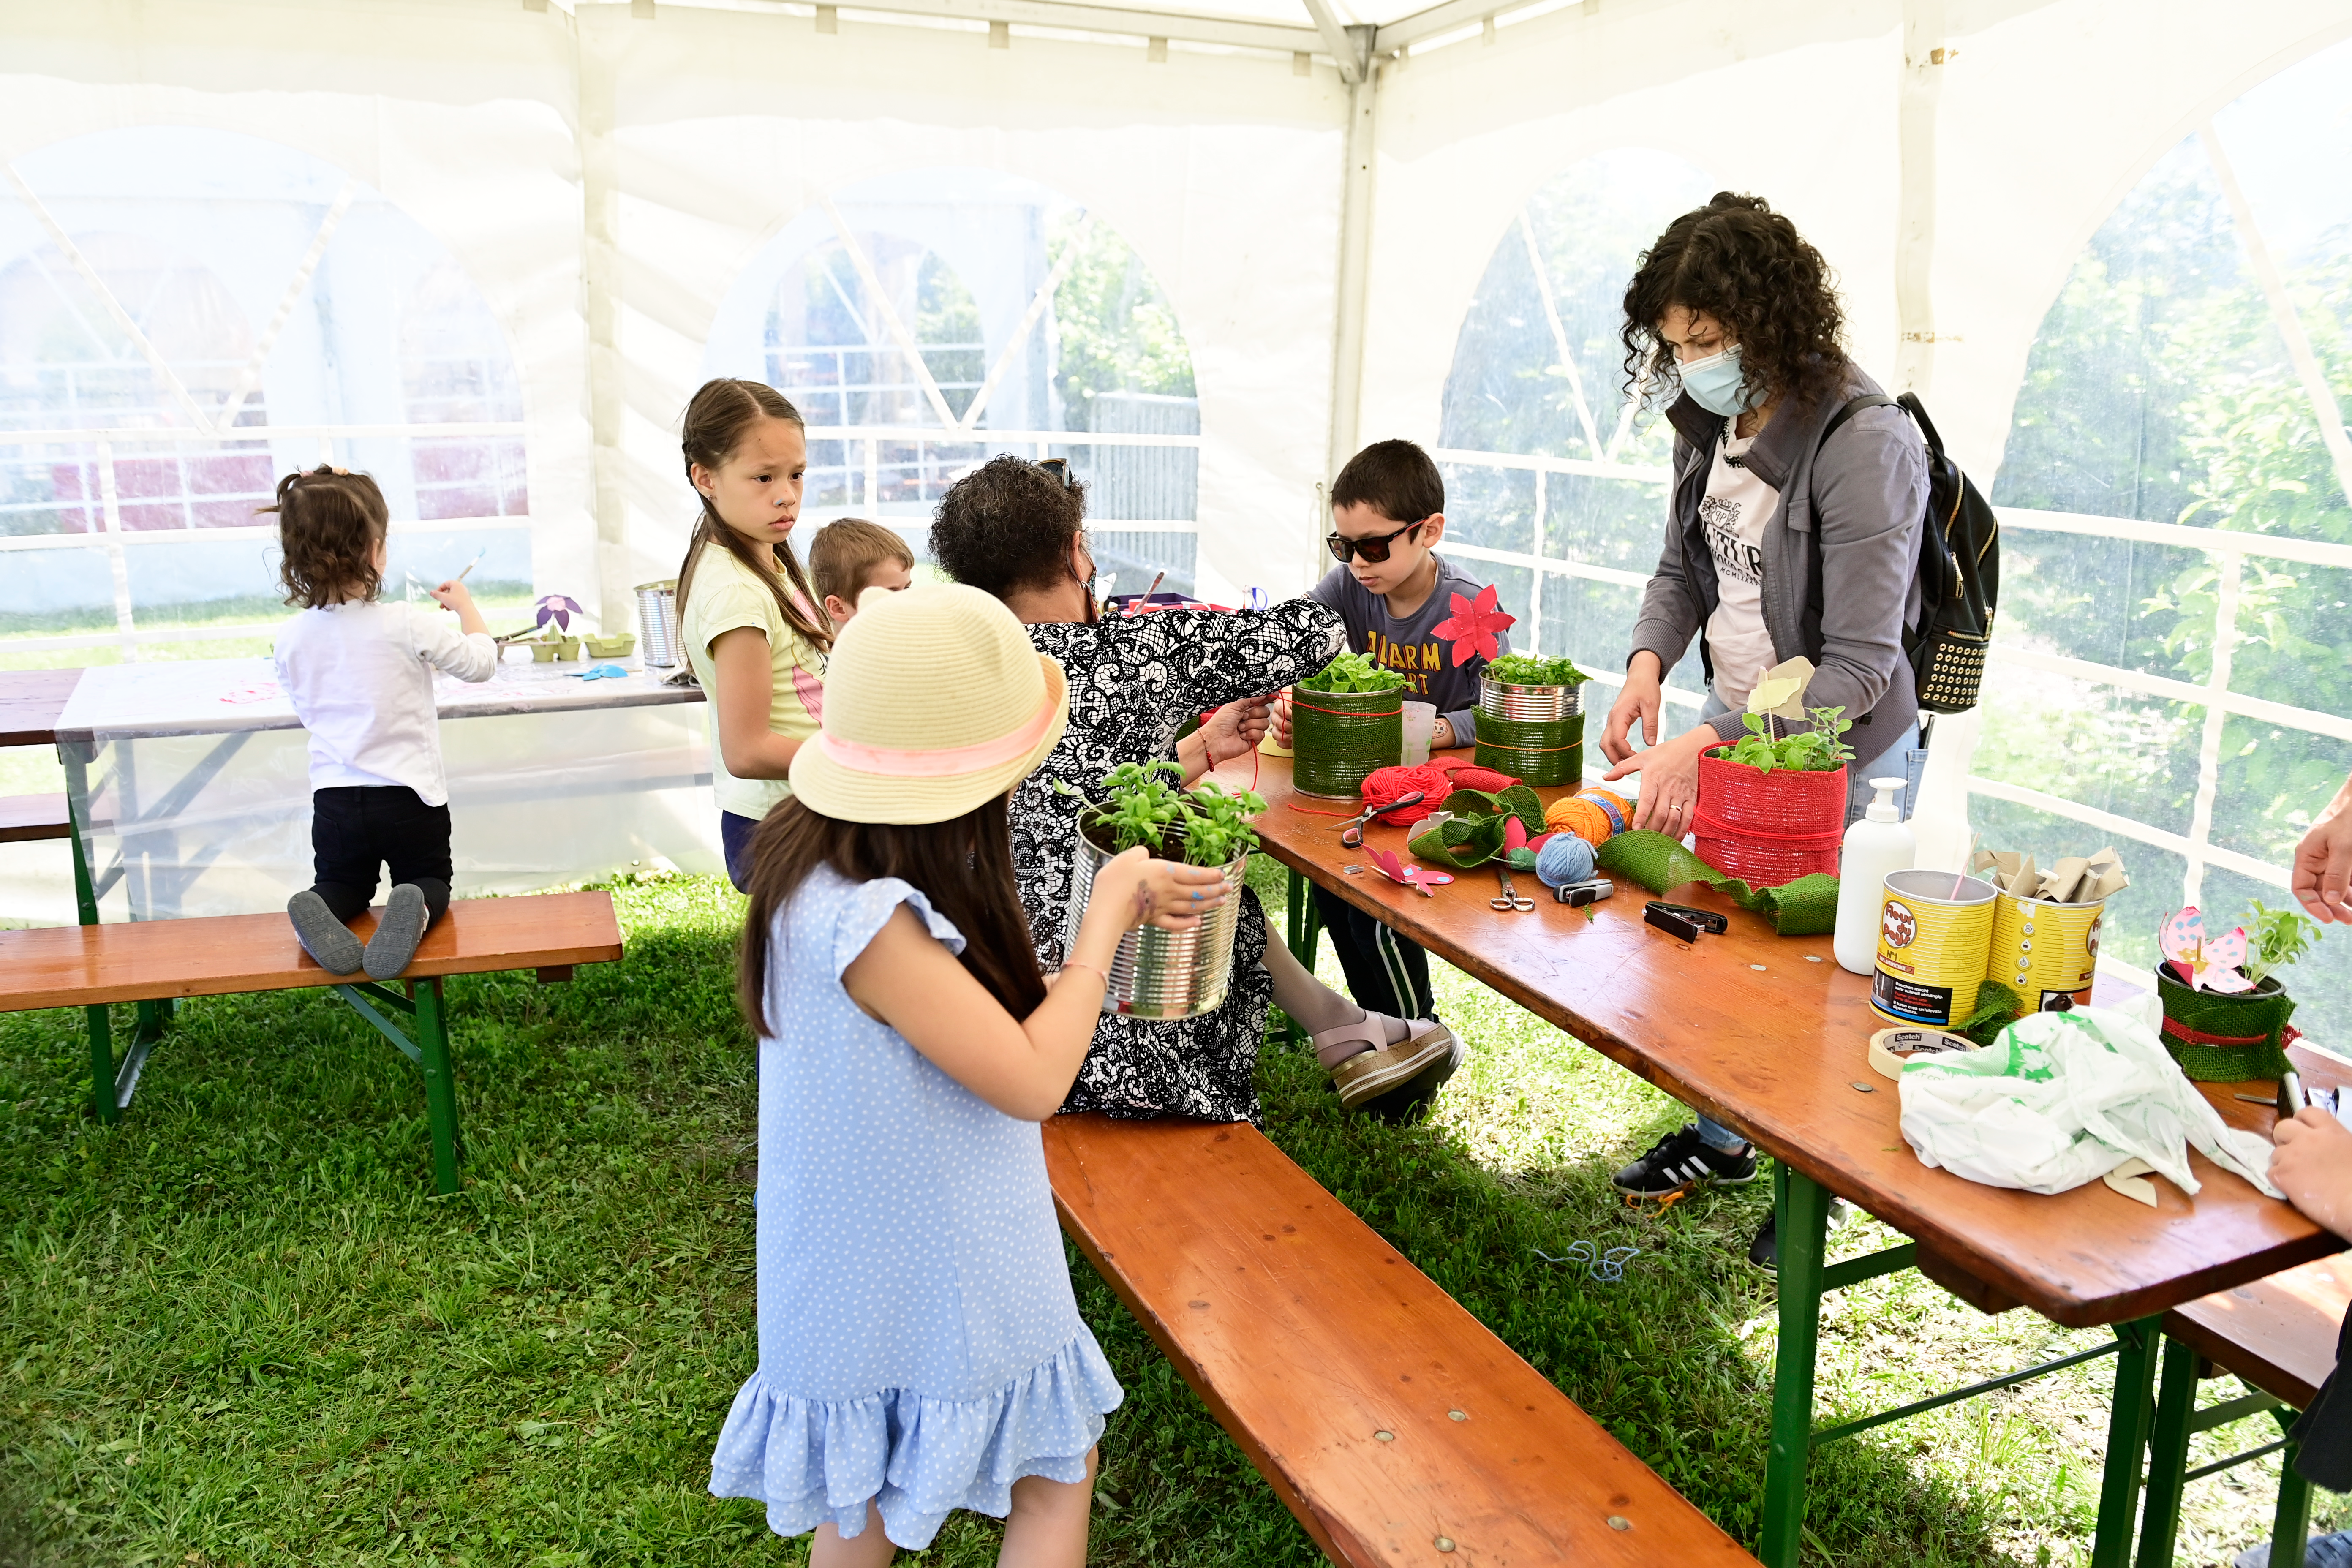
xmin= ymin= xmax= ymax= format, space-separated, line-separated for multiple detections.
xmin=1290 ymin=698 xmax=1403 ymax=719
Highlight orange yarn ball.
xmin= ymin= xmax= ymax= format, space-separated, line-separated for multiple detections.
xmin=1544 ymin=787 xmax=1633 ymax=846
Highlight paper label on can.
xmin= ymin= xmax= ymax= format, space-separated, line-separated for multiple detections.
xmin=1881 ymin=899 xmax=1919 ymax=951
xmin=1872 ymin=969 xmax=1955 ymax=1026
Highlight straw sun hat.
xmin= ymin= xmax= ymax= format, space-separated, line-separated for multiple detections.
xmin=788 ymin=582 xmax=1070 ymax=825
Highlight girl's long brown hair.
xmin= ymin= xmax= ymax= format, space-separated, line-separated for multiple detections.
xmin=738 ymin=795 xmax=1048 ymax=1037
xmin=675 ymin=378 xmax=833 ymax=653
xmin=265 ymin=467 xmax=389 ymax=607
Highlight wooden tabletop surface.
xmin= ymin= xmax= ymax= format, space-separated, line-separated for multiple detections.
xmin=0 ymin=891 xmax=623 ymax=1011
xmin=0 ymin=668 xmax=84 ymax=749
xmin=1247 ymin=753 xmax=2343 ymax=1328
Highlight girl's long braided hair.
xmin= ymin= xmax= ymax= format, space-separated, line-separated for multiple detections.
xmin=674 ymin=378 xmax=833 ymax=653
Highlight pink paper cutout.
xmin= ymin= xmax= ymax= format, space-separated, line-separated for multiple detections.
xmin=2159 ymin=905 xmax=2254 ymax=994
xmin=1364 ymin=847 xmax=1454 ymax=896
xmin=1428 ymin=583 xmax=1517 ymax=667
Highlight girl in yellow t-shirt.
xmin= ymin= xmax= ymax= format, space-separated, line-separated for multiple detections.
xmin=675 ymin=378 xmax=833 ymax=892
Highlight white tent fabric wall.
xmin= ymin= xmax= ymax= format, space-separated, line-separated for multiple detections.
xmin=577 ymin=2 xmax=1347 ymax=613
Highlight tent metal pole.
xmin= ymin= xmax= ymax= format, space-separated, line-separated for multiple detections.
xmin=1323 ymin=43 xmax=1379 ymax=484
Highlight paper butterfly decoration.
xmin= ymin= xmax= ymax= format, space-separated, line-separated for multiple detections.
xmin=2159 ymin=906 xmax=2254 ymax=994
xmin=1428 ymin=584 xmax=1517 ymax=668
xmin=534 ymin=594 xmax=584 ymax=633
xmin=1364 ymin=847 xmax=1454 ymax=897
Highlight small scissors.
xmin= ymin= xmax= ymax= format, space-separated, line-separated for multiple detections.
xmin=1491 ymin=862 xmax=1535 ymax=912
xmin=1335 ymin=791 xmax=1426 ymax=848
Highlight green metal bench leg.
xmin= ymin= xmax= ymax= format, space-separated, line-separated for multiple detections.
xmin=2135 ymin=1335 xmax=2202 ymax=1568
xmin=1759 ymin=1161 xmax=1831 ymax=1568
xmin=415 ymin=978 xmax=461 ymax=1195
xmin=2091 ymin=1315 xmax=2166 ymax=1568
xmin=2271 ymin=1431 xmax=2312 ymax=1568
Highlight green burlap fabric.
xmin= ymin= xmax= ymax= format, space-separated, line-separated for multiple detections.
xmin=2155 ymin=968 xmax=2296 ymax=1081
xmin=1593 ymin=829 xmax=1842 ymax=937
xmin=1407 ymin=786 xmax=1549 ymax=871
xmin=1473 ymin=710 xmax=1583 ymax=786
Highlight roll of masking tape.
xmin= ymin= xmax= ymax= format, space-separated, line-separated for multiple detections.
xmin=1868 ymin=1026 xmax=1982 ymax=1080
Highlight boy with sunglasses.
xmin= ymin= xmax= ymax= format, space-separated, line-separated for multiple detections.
xmin=1272 ymin=438 xmax=1508 ymax=1119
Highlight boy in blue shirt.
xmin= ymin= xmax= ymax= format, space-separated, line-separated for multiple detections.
xmin=1274 ymin=438 xmax=1509 ymax=1121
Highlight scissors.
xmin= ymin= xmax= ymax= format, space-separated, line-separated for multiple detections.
xmin=1491 ymin=862 xmax=1535 ymax=912
xmin=1335 ymin=791 xmax=1426 ymax=848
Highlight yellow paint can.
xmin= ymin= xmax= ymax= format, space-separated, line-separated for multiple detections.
xmin=1984 ymin=896 xmax=2105 ymax=1011
xmin=1871 ymin=870 xmax=1998 ymax=1029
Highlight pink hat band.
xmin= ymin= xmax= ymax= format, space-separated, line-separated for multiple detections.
xmin=812 ymin=684 xmax=1060 ymax=779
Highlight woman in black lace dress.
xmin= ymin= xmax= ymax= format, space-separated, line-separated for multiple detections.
xmin=928 ymin=457 xmax=1462 ymax=1125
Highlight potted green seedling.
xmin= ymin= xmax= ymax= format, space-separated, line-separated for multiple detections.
xmin=1691 ymin=704 xmax=1854 ymax=886
xmin=1475 ymin=653 xmax=1589 ymax=785
xmin=2155 ymin=901 xmax=2321 ymax=1081
xmin=1065 ymin=760 xmax=1265 ymax=1019
xmin=1291 ymin=652 xmax=1408 ymax=799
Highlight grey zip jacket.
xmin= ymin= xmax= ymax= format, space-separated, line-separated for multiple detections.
xmin=1628 ymin=364 xmax=1930 ymax=749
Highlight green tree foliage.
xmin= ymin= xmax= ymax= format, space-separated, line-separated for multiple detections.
xmin=1046 ymin=214 xmax=1195 ymax=416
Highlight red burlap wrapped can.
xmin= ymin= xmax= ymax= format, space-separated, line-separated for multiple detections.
xmin=1689 ymin=751 xmax=1847 ymax=887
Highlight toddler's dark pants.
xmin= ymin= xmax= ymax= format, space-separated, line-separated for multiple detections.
xmin=721 ymin=810 xmax=760 ymax=894
xmin=310 ymin=785 xmax=452 ymax=928
xmin=1311 ymin=884 xmax=1436 ymax=1022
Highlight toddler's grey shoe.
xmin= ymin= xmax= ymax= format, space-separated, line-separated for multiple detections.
xmin=287 ymin=891 xmax=364 ymax=976
xmin=363 ymin=883 xmax=429 ymax=980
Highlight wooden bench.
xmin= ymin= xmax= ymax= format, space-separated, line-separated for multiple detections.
xmin=1044 ymin=1112 xmax=1763 ymax=1565
xmin=0 ymin=792 xmax=71 ymax=844
xmin=0 ymin=891 xmax=623 ymax=1193
xmin=2137 ymin=1253 xmax=2352 ymax=1567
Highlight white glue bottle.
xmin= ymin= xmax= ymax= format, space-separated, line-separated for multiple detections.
xmin=1833 ymin=777 xmax=1918 ymax=975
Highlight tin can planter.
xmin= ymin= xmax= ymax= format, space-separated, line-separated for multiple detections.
xmin=1690 ymin=751 xmax=1847 ymax=886
xmin=1474 ymin=679 xmax=1583 ymax=784
xmin=1290 ymin=687 xmax=1404 ymax=799
xmin=1870 ymin=869 xmax=1998 ymax=1028
xmin=2155 ymin=968 xmax=2296 ymax=1082
xmin=1066 ymin=822 xmax=1250 ymax=1020
xmin=636 ymin=579 xmax=683 ymax=668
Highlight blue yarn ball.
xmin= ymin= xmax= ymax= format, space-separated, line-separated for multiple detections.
xmin=1535 ymin=833 xmax=1598 ymax=889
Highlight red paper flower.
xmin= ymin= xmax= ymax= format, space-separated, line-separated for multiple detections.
xmin=1428 ymin=584 xmax=1516 ymax=667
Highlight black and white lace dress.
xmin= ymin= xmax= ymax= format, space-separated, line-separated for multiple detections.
xmin=1015 ymin=600 xmax=1345 ymax=1124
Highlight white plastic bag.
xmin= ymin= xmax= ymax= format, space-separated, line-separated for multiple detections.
xmin=1897 ymin=1006 xmax=2281 ymax=1200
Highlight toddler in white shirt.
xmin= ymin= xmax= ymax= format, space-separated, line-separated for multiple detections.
xmin=268 ymin=468 xmax=497 ymax=979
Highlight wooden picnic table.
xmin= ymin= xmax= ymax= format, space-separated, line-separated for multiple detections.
xmin=0 ymin=667 xmax=82 ymax=748
xmin=1247 ymin=751 xmax=2343 ymax=1568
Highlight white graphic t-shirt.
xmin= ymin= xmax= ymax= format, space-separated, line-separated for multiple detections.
xmin=1699 ymin=418 xmax=1782 ymax=709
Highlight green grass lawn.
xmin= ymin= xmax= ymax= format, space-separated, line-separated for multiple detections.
xmin=0 ymin=866 xmax=2337 ymax=1566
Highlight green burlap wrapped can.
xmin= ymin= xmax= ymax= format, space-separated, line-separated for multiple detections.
xmin=2155 ymin=968 xmax=2296 ymax=1081
xmin=1290 ymin=687 xmax=1403 ymax=798
xmin=1474 ymin=675 xmax=1584 ymax=785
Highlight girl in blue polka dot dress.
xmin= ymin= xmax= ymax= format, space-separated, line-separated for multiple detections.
xmin=708 ymin=583 xmax=1228 ymax=1565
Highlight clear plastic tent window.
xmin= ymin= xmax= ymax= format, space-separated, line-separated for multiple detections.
xmin=0 ymin=0 xmax=2344 ymax=1042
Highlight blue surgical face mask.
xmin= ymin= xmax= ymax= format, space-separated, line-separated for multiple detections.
xmin=1677 ymin=345 xmax=1754 ymax=417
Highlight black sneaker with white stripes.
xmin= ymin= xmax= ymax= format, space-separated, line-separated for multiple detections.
xmin=1610 ymin=1124 xmax=1758 ymax=1200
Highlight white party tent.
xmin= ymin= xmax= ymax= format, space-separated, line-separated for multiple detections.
xmin=1 ymin=0 xmax=2347 ymax=1030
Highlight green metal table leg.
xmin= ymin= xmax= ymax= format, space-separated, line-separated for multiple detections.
xmin=2270 ymin=1431 xmax=2312 ymax=1568
xmin=2135 ymin=1334 xmax=2200 ymax=1568
xmin=1759 ymin=1161 xmax=1832 ymax=1568
xmin=414 ymin=979 xmax=462 ymax=1195
xmin=85 ymin=1004 xmax=117 ymax=1124
xmin=1285 ymin=868 xmax=1321 ymax=969
xmin=2090 ymin=1315 xmax=2165 ymax=1568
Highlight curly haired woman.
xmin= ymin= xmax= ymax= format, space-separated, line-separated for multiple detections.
xmin=1594 ymin=193 xmax=1931 ymax=1261
xmin=930 ymin=456 xmax=1464 ymax=1126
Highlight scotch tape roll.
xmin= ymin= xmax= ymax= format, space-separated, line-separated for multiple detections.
xmin=1869 ymin=1027 xmax=1982 ymax=1080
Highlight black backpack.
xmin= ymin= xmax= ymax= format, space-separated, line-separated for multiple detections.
xmin=1819 ymin=390 xmax=2000 ymax=715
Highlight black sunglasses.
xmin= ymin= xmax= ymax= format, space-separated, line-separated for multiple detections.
xmin=1326 ymin=517 xmax=1427 ymax=564
xmin=1035 ymin=457 xmax=1078 ymax=490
